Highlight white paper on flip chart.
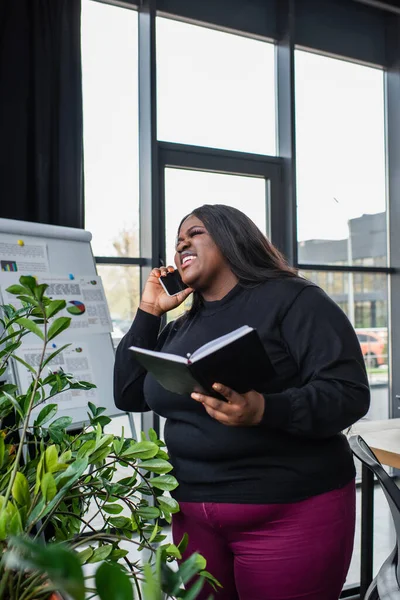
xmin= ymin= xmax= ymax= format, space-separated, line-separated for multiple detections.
xmin=15 ymin=342 xmax=97 ymax=419
xmin=0 ymin=274 xmax=113 ymax=335
xmin=0 ymin=239 xmax=49 ymax=273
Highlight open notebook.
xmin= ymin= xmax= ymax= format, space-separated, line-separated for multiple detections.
xmin=129 ymin=326 xmax=275 ymax=400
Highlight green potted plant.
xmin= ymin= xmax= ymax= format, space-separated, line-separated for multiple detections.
xmin=0 ymin=276 xmax=218 ymax=600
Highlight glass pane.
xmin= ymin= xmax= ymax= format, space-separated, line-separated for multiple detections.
xmin=164 ymin=168 xmax=267 ymax=266
xmin=157 ymin=18 xmax=276 ymax=155
xmin=81 ymin=1 xmax=139 ymax=257
xmin=97 ymin=265 xmax=140 ymax=346
xmin=295 ymin=50 xmax=387 ymax=266
xmin=301 ymin=270 xmax=389 ymax=420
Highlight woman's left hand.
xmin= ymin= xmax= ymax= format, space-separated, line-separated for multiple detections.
xmin=191 ymin=384 xmax=265 ymax=426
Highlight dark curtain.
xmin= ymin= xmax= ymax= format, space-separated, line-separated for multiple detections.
xmin=0 ymin=0 xmax=83 ymax=228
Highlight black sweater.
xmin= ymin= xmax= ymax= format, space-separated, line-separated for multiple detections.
xmin=114 ymin=277 xmax=370 ymax=503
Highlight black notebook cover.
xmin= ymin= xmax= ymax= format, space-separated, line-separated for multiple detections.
xmin=130 ymin=328 xmax=275 ymax=400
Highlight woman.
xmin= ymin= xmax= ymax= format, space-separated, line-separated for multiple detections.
xmin=114 ymin=204 xmax=370 ymax=600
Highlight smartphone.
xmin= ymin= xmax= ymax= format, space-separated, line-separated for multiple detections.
xmin=159 ymin=270 xmax=188 ymax=296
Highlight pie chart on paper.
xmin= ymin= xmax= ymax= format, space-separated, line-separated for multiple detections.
xmin=67 ymin=300 xmax=86 ymax=316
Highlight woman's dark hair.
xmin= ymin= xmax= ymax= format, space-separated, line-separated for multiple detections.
xmin=177 ymin=204 xmax=297 ymax=317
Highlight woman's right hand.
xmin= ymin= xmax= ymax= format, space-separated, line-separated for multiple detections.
xmin=139 ymin=266 xmax=193 ymax=318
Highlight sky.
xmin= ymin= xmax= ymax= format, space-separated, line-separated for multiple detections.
xmin=80 ymin=0 xmax=387 ymax=265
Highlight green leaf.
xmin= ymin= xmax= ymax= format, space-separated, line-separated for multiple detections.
xmin=12 ymin=472 xmax=30 ymax=507
xmin=108 ymin=516 xmax=131 ymax=529
xmin=33 ymin=283 xmax=48 ymax=301
xmin=149 ymin=522 xmax=159 ymax=543
xmin=47 ymin=317 xmax=71 ymax=341
xmin=149 ymin=475 xmax=179 ymax=492
xmin=1 ymin=391 xmax=24 ymax=419
xmin=200 ymin=569 xmax=223 ymax=590
xmin=165 ymin=543 xmax=182 ymax=559
xmin=5 ymin=284 xmax=29 ymax=296
xmin=94 ymin=433 xmax=114 ymax=450
xmin=19 ymin=276 xmax=36 ymax=291
xmin=0 ymin=511 xmax=8 ymax=540
xmin=95 ymin=561 xmax=134 ymax=600
xmin=142 ymin=549 xmax=162 ymax=600
xmin=0 ymin=436 xmax=5 ymax=469
xmin=157 ymin=496 xmax=180 ymax=515
xmin=48 ymin=427 xmax=65 ymax=445
xmin=179 ymin=575 xmax=204 ymax=600
xmin=34 ymin=453 xmax=45 ymax=495
xmin=0 ymin=330 xmax=24 ymax=346
xmin=90 ymin=446 xmax=112 ymax=463
xmin=42 ymin=344 xmax=70 ymax=369
xmin=44 ymin=445 xmax=59 ymax=473
xmin=93 ymin=415 xmax=111 ymax=428
xmin=0 ymin=341 xmax=21 ymax=359
xmin=16 ymin=294 xmax=38 ymax=306
xmin=12 ymin=354 xmax=36 ymax=375
xmin=77 ymin=547 xmax=93 ymax=564
xmin=45 ymin=299 xmax=66 ymax=319
xmin=59 ymin=449 xmax=72 ymax=463
xmin=41 ymin=472 xmax=57 ymax=502
xmin=139 ymin=458 xmax=173 ymax=474
xmin=9 ymin=510 xmax=23 ymax=535
xmin=193 ymin=554 xmax=207 ymax=571
xmin=136 ymin=506 xmax=160 ymax=519
xmin=88 ymin=401 xmax=97 ymax=416
xmin=28 ymin=458 xmax=89 ymax=526
xmin=113 ymin=439 xmax=123 ymax=455
xmin=109 ymin=548 xmax=129 ymax=560
xmin=88 ymin=544 xmax=113 ymax=563
xmin=15 ymin=317 xmax=44 ymax=340
xmin=103 ymin=503 xmax=123 ymax=515
xmin=121 ymin=441 xmax=159 ymax=460
xmin=174 ymin=535 xmax=188 ymax=563
xmin=34 ymin=403 xmax=58 ymax=427
xmin=77 ymin=440 xmax=96 ymax=459
xmin=49 ymin=415 xmax=73 ymax=430
xmin=175 ymin=552 xmax=206 ymax=587
xmin=148 ymin=428 xmax=158 ymax=443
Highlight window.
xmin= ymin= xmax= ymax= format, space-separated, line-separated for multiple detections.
xmin=295 ymin=50 xmax=387 ymax=266
xmin=81 ymin=0 xmax=139 ymax=257
xmin=97 ymin=265 xmax=140 ymax=345
xmin=156 ymin=17 xmax=276 ymax=155
xmin=164 ymin=167 xmax=268 ymax=266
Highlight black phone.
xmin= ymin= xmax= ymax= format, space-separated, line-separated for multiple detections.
xmin=159 ymin=270 xmax=188 ymax=296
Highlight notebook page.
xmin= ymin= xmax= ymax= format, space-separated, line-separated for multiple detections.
xmin=129 ymin=346 xmax=187 ymax=364
xmin=190 ymin=326 xmax=253 ymax=362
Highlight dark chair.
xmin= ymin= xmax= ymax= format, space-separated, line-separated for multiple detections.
xmin=348 ymin=435 xmax=400 ymax=599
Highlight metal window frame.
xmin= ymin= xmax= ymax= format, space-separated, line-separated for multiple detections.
xmin=158 ymin=142 xmax=283 ymax=257
xmin=385 ymin=13 xmax=400 ymax=421
xmin=138 ymin=0 xmax=160 ymax=434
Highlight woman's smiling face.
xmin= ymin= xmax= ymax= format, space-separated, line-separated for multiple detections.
xmin=174 ymin=215 xmax=233 ymax=291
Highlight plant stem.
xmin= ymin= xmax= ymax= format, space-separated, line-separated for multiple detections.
xmin=0 ymin=318 xmax=48 ymax=516
xmin=19 ymin=579 xmax=55 ymax=600
xmin=15 ymin=570 xmax=24 ymax=600
xmin=0 ymin=568 xmax=10 ymax=600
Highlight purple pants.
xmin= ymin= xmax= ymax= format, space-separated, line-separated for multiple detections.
xmin=172 ymin=480 xmax=355 ymax=600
